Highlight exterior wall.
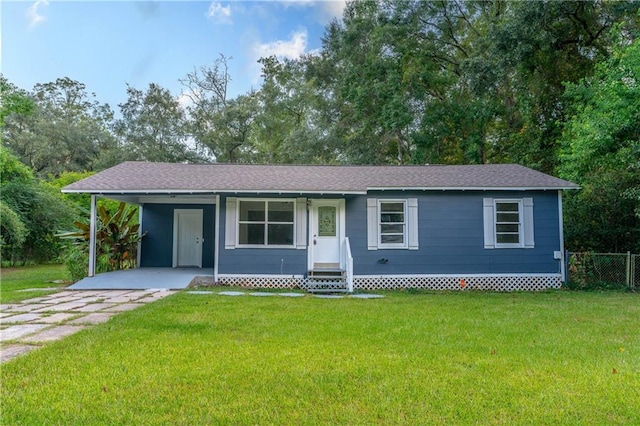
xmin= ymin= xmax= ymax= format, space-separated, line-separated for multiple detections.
xmin=346 ymin=190 xmax=562 ymax=276
xmin=217 ymin=194 xmax=308 ymax=275
xmin=140 ymin=204 xmax=215 ymax=268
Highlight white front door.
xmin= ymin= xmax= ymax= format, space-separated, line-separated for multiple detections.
xmin=309 ymin=200 xmax=344 ymax=269
xmin=173 ymin=209 xmax=203 ymax=268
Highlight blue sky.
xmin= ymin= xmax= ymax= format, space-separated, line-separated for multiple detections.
xmin=1 ymin=0 xmax=345 ymax=110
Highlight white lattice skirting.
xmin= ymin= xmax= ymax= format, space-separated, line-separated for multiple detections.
xmin=353 ymin=274 xmax=562 ymax=291
xmin=217 ymin=275 xmax=304 ymax=289
xmin=216 ymin=274 xmax=561 ymax=291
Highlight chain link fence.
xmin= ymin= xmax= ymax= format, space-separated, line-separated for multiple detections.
xmin=567 ymin=252 xmax=638 ymax=291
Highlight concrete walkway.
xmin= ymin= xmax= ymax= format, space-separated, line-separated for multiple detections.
xmin=0 ymin=289 xmax=175 ymax=363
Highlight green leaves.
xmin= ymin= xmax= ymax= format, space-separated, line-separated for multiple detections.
xmin=59 ymin=202 xmax=144 ymax=276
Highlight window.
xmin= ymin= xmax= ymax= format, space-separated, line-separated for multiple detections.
xmin=379 ymin=201 xmax=407 ymax=247
xmin=237 ymin=200 xmax=295 ymax=247
xmin=483 ymin=197 xmax=534 ymax=249
xmin=495 ymin=200 xmax=522 ymax=247
xmin=367 ymin=198 xmax=418 ymax=250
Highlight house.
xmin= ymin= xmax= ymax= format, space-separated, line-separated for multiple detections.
xmin=62 ymin=162 xmax=578 ymax=292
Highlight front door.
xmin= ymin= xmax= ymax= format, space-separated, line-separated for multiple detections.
xmin=173 ymin=209 xmax=203 ymax=268
xmin=310 ymin=200 xmax=343 ymax=269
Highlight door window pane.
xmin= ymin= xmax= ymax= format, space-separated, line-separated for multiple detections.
xmin=318 ymin=206 xmax=336 ymax=237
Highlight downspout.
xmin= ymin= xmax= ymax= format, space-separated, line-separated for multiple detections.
xmin=88 ymin=194 xmax=97 ymax=277
xmin=558 ymin=190 xmax=566 ymax=283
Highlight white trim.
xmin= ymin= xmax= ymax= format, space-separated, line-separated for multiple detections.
xmin=214 ymin=195 xmax=220 ymax=282
xmin=218 ymin=273 xmax=305 ymax=279
xmin=136 ymin=197 xmax=216 ymax=204
xmin=558 ymin=191 xmax=566 ymax=282
xmin=355 ymin=273 xmax=561 ymax=279
xmin=88 ymin=195 xmax=97 ymax=277
xmin=62 ymin=189 xmax=368 ymax=195
xmin=367 ymin=198 xmax=378 ymax=250
xmin=296 ymin=197 xmax=307 ymax=249
xmin=366 ymin=186 xmax=578 ymax=191
xmin=407 ymin=198 xmax=419 ymax=250
xmin=523 ymin=197 xmax=535 ymax=248
xmin=483 ymin=198 xmax=495 ymax=249
xmin=225 ymin=197 xmax=237 ymax=249
xmin=62 ymin=186 xmax=579 ymax=195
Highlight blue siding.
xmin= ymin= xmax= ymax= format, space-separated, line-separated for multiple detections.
xmin=346 ymin=191 xmax=561 ymax=275
xmin=216 ymin=190 xmax=562 ymax=276
xmin=140 ymin=204 xmax=215 ymax=268
xmin=218 ymin=194 xmax=308 ymax=275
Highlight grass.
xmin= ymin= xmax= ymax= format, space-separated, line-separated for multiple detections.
xmin=0 ymin=264 xmax=71 ymax=303
xmin=1 ymin=290 xmax=639 ymax=424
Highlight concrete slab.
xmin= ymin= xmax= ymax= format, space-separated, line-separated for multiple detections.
xmin=45 ymin=295 xmax=83 ymax=303
xmin=68 ymin=313 xmax=115 ymax=325
xmin=101 ymin=296 xmax=138 ymax=304
xmin=278 ymin=293 xmax=306 ymax=297
xmin=1 ymin=344 xmax=39 ymax=363
xmin=16 ymin=287 xmax=61 ymax=293
xmin=2 ymin=313 xmax=43 ymax=323
xmin=19 ymin=296 xmax=56 ymax=304
xmin=35 ymin=313 xmax=80 ymax=324
xmin=72 ymin=303 xmax=116 ymax=312
xmin=1 ymin=324 xmax=49 ymax=342
xmin=69 ymin=268 xmax=211 ymax=290
xmin=5 ymin=304 xmax=53 ymax=313
xmin=218 ymin=291 xmax=245 ymax=296
xmin=0 ymin=312 xmax=17 ymax=318
xmin=32 ymin=301 xmax=88 ymax=312
xmin=249 ymin=292 xmax=276 ymax=297
xmin=22 ymin=325 xmax=86 ymax=343
xmin=0 ymin=304 xmax=19 ymax=311
xmin=104 ymin=303 xmax=143 ymax=312
xmin=349 ymin=294 xmax=385 ymax=299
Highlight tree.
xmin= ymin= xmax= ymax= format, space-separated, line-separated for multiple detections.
xmin=0 ymin=146 xmax=75 ymax=264
xmin=181 ymin=55 xmax=256 ymax=162
xmin=0 ymin=75 xmax=35 ymax=128
xmin=116 ymin=83 xmax=201 ymax=163
xmin=559 ymin=29 xmax=640 ymax=252
xmin=3 ymin=77 xmax=117 ymax=177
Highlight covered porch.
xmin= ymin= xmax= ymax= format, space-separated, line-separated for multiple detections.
xmin=69 ymin=268 xmax=213 ymax=290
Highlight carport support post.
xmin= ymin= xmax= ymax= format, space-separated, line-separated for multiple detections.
xmin=88 ymin=194 xmax=97 ymax=277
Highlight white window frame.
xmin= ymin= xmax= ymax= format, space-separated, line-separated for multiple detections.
xmin=483 ymin=197 xmax=534 ymax=249
xmin=494 ymin=199 xmax=524 ymax=248
xmin=367 ymin=198 xmax=418 ymax=250
xmin=236 ymin=198 xmax=296 ymax=248
xmin=378 ymin=199 xmax=408 ymax=249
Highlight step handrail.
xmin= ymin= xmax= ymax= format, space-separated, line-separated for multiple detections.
xmin=343 ymin=237 xmax=354 ymax=293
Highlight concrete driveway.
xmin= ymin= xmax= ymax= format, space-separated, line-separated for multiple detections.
xmin=0 ymin=289 xmax=175 ymax=363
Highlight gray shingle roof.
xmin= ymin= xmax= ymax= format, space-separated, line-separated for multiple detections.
xmin=62 ymin=162 xmax=579 ymax=194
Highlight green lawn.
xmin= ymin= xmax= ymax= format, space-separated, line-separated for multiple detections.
xmin=0 ymin=264 xmax=70 ymax=303
xmin=1 ymin=290 xmax=639 ymax=424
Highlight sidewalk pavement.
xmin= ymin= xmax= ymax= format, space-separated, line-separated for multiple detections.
xmin=0 ymin=289 xmax=175 ymax=363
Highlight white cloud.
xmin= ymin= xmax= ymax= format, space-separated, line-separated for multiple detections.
xmin=279 ymin=0 xmax=346 ymax=22
xmin=26 ymin=0 xmax=49 ymax=29
xmin=320 ymin=0 xmax=347 ymax=20
xmin=253 ymin=29 xmax=308 ymax=61
xmin=206 ymin=2 xmax=232 ymax=25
